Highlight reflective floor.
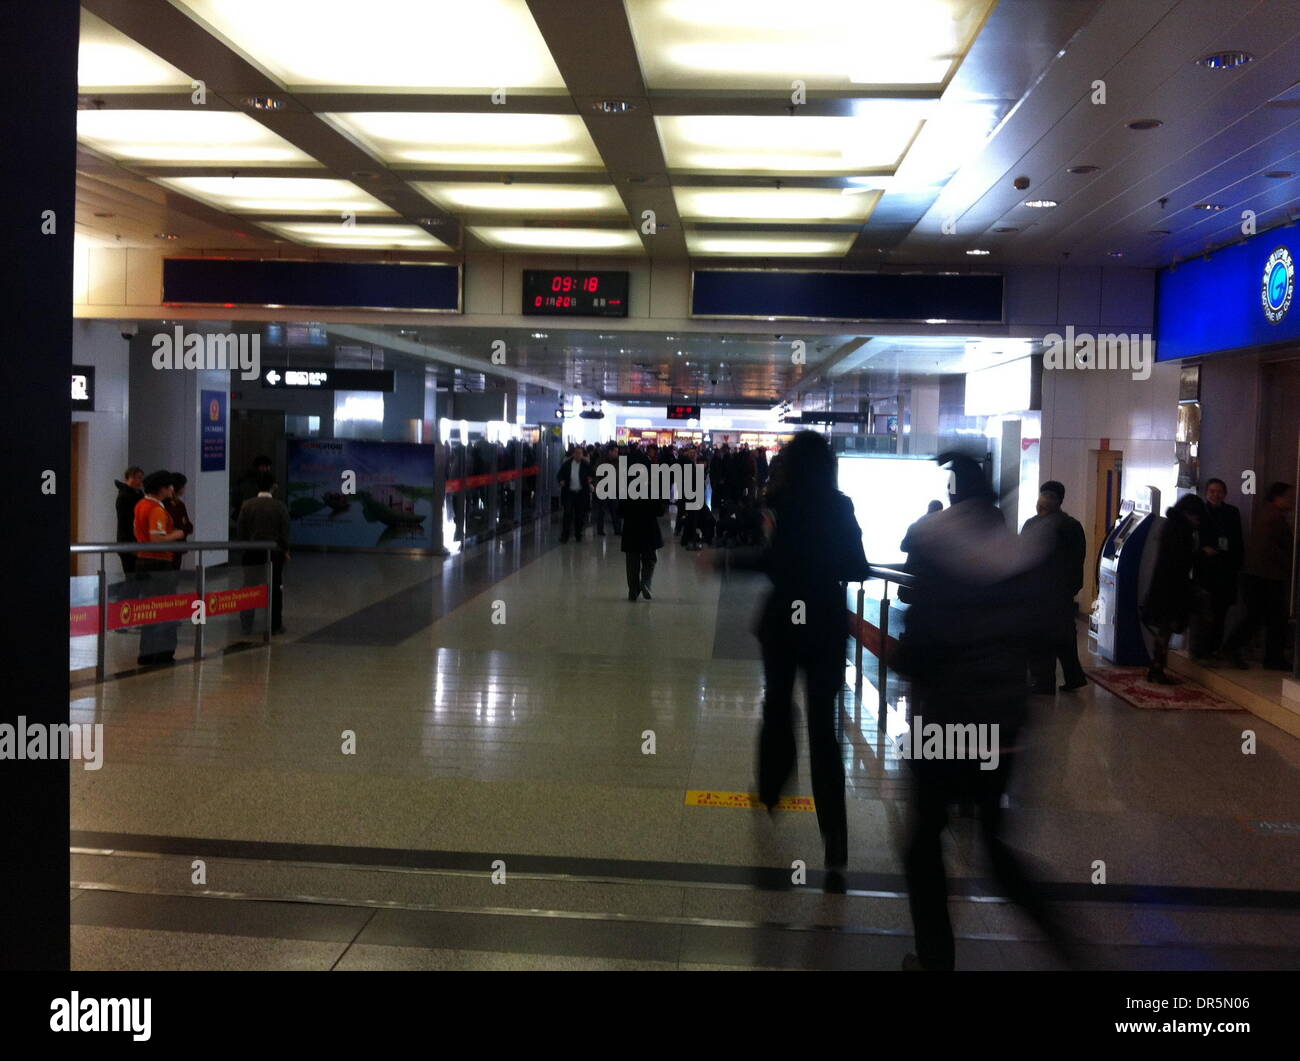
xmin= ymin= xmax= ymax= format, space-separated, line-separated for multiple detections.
xmin=69 ymin=516 xmax=1300 ymax=970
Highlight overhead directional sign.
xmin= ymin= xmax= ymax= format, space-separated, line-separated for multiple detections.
xmin=260 ymin=367 xmax=394 ymax=392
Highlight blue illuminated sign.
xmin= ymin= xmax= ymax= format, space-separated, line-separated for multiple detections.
xmin=1156 ymin=235 xmax=1300 ymax=361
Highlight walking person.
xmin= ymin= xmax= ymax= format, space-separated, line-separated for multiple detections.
xmin=557 ymin=445 xmax=593 ymax=543
xmin=1192 ymin=478 xmax=1244 ymax=659
xmin=1223 ymin=482 xmax=1295 ymax=670
xmin=133 ymin=469 xmax=186 ymax=666
xmin=620 ymin=450 xmax=667 ymax=601
xmin=1139 ymin=493 xmax=1208 ymax=684
xmin=236 ymin=472 xmax=291 ymax=635
xmin=701 ymin=431 xmax=869 ymax=877
xmin=895 ymin=454 xmax=1072 ymax=971
xmin=1021 ymin=481 xmax=1088 ymax=693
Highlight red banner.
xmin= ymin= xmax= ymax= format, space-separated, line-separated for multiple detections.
xmin=71 ymin=585 xmax=269 ymax=634
xmin=445 ymin=464 xmax=540 ymax=494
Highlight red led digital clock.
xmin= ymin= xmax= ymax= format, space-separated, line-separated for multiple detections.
xmin=522 ymin=270 xmax=629 ymax=317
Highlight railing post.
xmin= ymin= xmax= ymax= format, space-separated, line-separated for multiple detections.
xmin=854 ymin=584 xmax=865 ymax=685
xmin=194 ymin=549 xmax=205 ymax=662
xmin=96 ymin=552 xmax=107 ymax=684
xmin=265 ymin=551 xmax=273 ymax=644
xmin=878 ymin=585 xmax=891 ymax=718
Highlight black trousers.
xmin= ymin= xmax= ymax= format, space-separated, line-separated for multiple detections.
xmin=134 ymin=558 xmax=179 ymax=658
xmin=1028 ymin=599 xmax=1087 ymax=689
xmin=240 ymin=550 xmax=284 ymax=633
xmin=593 ymin=496 xmax=620 ymax=534
xmin=758 ymin=633 xmax=847 ymax=856
xmin=1224 ymin=575 xmax=1289 ymax=664
xmin=903 ymin=717 xmax=1067 ymax=970
xmin=624 ymin=550 xmax=657 ymax=596
xmin=560 ymin=493 xmax=588 ymax=540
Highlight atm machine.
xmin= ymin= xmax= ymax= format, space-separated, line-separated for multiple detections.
xmin=1091 ymin=486 xmax=1161 ymax=665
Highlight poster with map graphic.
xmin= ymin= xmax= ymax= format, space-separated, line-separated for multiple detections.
xmin=286 ymin=439 xmax=436 ymax=548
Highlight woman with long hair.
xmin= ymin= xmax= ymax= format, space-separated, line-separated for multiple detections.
xmin=706 ymin=430 xmax=869 ymax=873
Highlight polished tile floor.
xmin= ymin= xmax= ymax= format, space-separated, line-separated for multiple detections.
xmin=69 ymin=515 xmax=1300 ymax=970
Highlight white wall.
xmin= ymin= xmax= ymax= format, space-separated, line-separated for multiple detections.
xmin=71 ymin=319 xmax=131 ymax=570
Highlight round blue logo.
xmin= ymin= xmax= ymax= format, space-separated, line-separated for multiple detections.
xmin=1262 ymin=246 xmax=1294 ymax=324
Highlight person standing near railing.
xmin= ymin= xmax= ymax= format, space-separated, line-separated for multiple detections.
xmin=133 ymin=469 xmax=186 ymax=667
xmin=164 ymin=472 xmax=195 ymax=572
xmin=236 ymin=472 xmax=291 ymax=636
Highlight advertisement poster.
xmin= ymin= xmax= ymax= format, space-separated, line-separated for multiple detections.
xmin=200 ymin=390 xmax=226 ymax=472
xmin=286 ymin=439 xmax=435 ymax=548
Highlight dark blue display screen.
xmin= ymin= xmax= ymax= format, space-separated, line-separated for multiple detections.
xmin=691 ymin=270 xmax=1003 ymax=322
xmin=163 ymin=258 xmax=461 ymax=312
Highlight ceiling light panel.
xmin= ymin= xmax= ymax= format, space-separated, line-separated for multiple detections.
xmin=627 ymin=0 xmax=994 ymax=90
xmin=76 ymin=110 xmax=315 ymax=165
xmin=79 ymin=9 xmax=191 ymax=89
xmin=658 ymin=112 xmax=922 ymax=174
xmin=415 ymin=182 xmax=625 ymax=216
xmin=153 ymin=177 xmax=395 ymax=215
xmin=175 ymin=0 xmax=564 ymax=90
xmin=264 ymin=222 xmax=450 ymax=249
xmin=322 ymin=113 xmax=602 ymax=169
xmin=686 ymin=232 xmax=855 ymax=256
xmin=675 ymin=186 xmax=880 ymax=222
xmin=471 ymin=227 xmax=643 ymax=251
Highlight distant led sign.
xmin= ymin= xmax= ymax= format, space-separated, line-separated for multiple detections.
xmin=71 ymin=365 xmax=95 ymax=410
xmin=667 ymin=404 xmax=701 ymax=420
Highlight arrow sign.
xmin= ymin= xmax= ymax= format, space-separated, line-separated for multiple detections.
xmin=265 ymin=370 xmax=281 ymax=385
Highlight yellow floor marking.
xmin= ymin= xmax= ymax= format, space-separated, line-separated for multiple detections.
xmin=685 ymin=790 xmax=815 ymax=811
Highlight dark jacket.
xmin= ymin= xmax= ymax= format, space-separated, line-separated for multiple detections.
xmin=1243 ymin=503 xmax=1293 ymax=582
xmin=164 ymin=496 xmax=194 ymax=570
xmin=1020 ymin=509 xmax=1086 ymax=599
xmin=236 ymin=494 xmax=291 ymax=556
xmin=115 ymin=480 xmax=143 ymax=543
xmin=619 ymin=496 xmax=667 ymax=553
xmin=895 ymin=498 xmax=1049 ymax=722
xmin=1140 ymin=510 xmax=1198 ymax=630
xmin=558 ymin=458 xmax=593 ymax=498
xmin=739 ymin=489 xmax=869 ymax=645
xmin=1194 ymin=500 xmax=1244 ymax=595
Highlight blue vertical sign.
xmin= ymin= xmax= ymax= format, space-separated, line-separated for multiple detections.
xmin=201 ymin=390 xmax=226 ymax=472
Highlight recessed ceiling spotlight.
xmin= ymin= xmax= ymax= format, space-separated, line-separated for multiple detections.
xmin=245 ymin=96 xmax=285 ymax=110
xmin=1191 ymin=202 xmax=1225 ymax=211
xmin=992 ymin=226 xmax=1018 ymax=233
xmin=1264 ymin=170 xmax=1295 ymax=179
xmin=153 ymin=232 xmax=179 ymax=240
xmin=1067 ymin=165 xmax=1100 ymax=174
xmin=966 ymin=249 xmax=991 ymax=256
xmin=1127 ymin=119 xmax=1163 ymax=130
xmin=594 ymin=100 xmax=635 ymax=114
xmin=1022 ymin=199 xmax=1058 ymax=208
xmin=1105 ymin=250 xmax=1126 ymax=258
xmin=1197 ymin=51 xmax=1254 ymax=69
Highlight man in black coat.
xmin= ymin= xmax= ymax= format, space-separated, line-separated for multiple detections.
xmin=897 ymin=454 xmax=1072 ymax=970
xmin=1021 ymin=481 xmax=1088 ymax=693
xmin=113 ymin=466 xmax=145 ymax=576
xmin=619 ymin=452 xmax=666 ymax=600
xmin=557 ymin=445 xmax=593 ymax=543
xmin=1193 ymin=477 xmax=1244 ymax=659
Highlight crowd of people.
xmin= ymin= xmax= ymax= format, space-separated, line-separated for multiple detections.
xmin=111 ymin=456 xmax=291 ymax=666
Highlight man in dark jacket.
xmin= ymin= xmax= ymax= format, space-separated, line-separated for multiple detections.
xmin=1223 ymin=482 xmax=1295 ymax=670
xmin=1193 ymin=477 xmax=1244 ymax=658
xmin=619 ymin=451 xmax=666 ymax=600
xmin=557 ymin=445 xmax=593 ymax=543
xmin=114 ymin=466 xmax=145 ymax=576
xmin=1021 ymin=481 xmax=1088 ymax=693
xmin=897 ymin=454 xmax=1071 ymax=971
xmin=236 ymin=472 xmax=291 ymax=635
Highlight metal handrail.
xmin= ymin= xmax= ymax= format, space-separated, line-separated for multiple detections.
xmin=845 ymin=565 xmax=915 ymax=721
xmin=70 ymin=540 xmax=279 ymax=682
xmin=72 ymin=540 xmax=277 ymax=553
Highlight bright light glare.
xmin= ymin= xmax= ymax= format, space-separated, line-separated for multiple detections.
xmin=471 ymin=227 xmax=640 ymax=250
xmin=76 ymin=111 xmax=313 ymax=163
